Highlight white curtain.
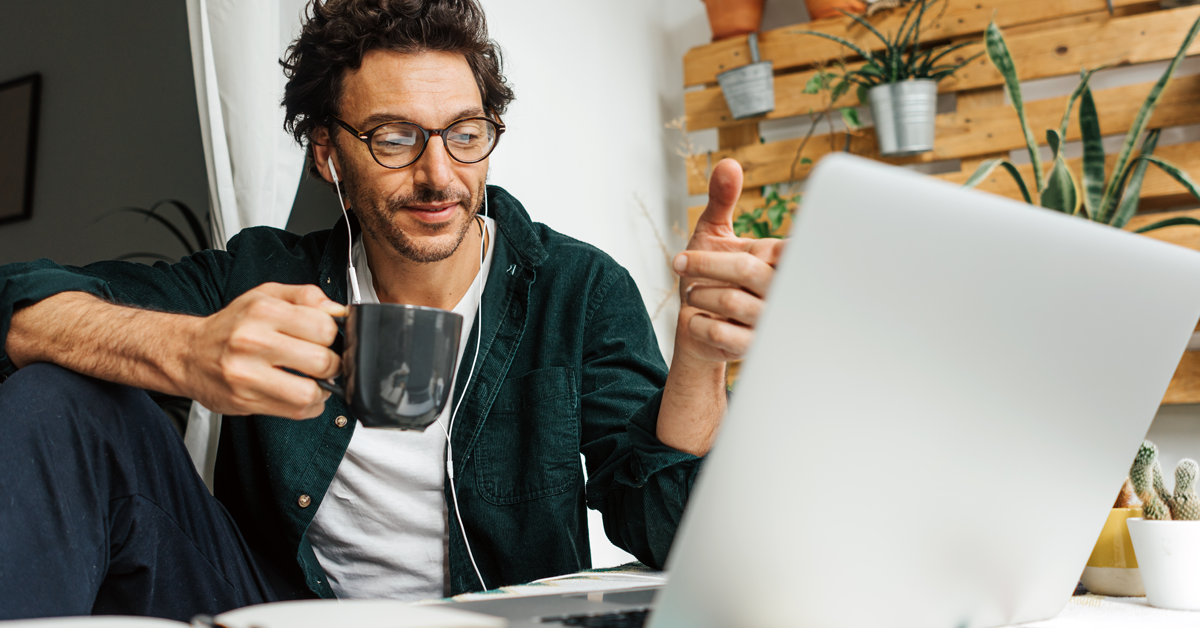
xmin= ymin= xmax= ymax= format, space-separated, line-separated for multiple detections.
xmin=184 ymin=0 xmax=309 ymax=489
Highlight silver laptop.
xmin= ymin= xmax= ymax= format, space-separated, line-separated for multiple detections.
xmin=454 ymin=153 xmax=1200 ymax=627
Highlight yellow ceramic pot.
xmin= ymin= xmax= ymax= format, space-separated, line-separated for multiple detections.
xmin=1080 ymin=507 xmax=1144 ymax=597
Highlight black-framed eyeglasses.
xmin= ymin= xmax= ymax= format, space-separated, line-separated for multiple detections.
xmin=330 ymin=115 xmax=505 ymax=170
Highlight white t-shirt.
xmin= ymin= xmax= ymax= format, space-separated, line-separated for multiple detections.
xmin=307 ymin=216 xmax=495 ymax=600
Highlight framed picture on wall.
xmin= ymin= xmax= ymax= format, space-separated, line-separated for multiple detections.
xmin=0 ymin=73 xmax=41 ymax=225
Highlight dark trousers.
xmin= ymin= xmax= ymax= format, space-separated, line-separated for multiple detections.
xmin=0 ymin=363 xmax=296 ymax=621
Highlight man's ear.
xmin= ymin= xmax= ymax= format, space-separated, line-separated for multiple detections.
xmin=311 ymin=127 xmax=336 ymax=183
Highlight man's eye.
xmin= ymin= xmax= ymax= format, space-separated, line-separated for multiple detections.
xmin=376 ymin=130 xmax=418 ymax=147
xmin=448 ymin=132 xmax=478 ymax=145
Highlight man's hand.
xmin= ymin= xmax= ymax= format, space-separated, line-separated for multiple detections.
xmin=673 ymin=158 xmax=785 ymax=362
xmin=657 ymin=158 xmax=785 ymax=456
xmin=184 ymin=283 xmax=346 ymax=420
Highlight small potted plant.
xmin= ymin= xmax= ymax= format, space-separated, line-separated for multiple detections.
xmin=702 ymin=0 xmax=766 ymax=41
xmin=963 ymin=16 xmax=1200 ymax=234
xmin=1080 ymin=479 xmax=1144 ymax=597
xmin=793 ymin=0 xmax=982 ymax=156
xmin=1125 ymin=441 xmax=1200 ymax=610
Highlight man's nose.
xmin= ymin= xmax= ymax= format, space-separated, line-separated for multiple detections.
xmin=412 ymin=135 xmax=455 ymax=190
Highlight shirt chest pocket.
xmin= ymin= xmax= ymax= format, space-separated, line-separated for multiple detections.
xmin=475 ymin=367 xmax=580 ymax=505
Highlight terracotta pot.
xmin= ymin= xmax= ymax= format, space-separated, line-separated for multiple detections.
xmin=804 ymin=0 xmax=867 ymax=21
xmin=703 ymin=0 xmax=765 ymax=41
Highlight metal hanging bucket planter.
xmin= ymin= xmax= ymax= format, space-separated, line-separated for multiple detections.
xmin=716 ymin=33 xmax=775 ymax=120
xmin=868 ymin=79 xmax=938 ymax=156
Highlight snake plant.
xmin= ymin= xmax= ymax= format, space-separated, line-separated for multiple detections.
xmin=964 ymin=17 xmax=1200 ymax=234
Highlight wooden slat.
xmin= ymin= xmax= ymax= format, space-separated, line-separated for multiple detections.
xmin=1127 ymin=207 xmax=1200 ymax=248
xmin=718 ymin=122 xmax=761 ymax=149
xmin=685 ymin=72 xmax=1200 ymax=194
xmin=683 ymin=0 xmax=1151 ymax=87
xmin=685 ymin=5 xmax=1200 ymax=132
xmin=936 ymin=140 xmax=1200 ymax=207
xmin=1165 ymin=352 xmax=1200 ymax=404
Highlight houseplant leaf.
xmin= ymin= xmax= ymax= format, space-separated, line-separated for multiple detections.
xmin=1040 ymin=131 xmax=1081 ymax=214
xmin=1078 ymin=84 xmax=1106 ymax=218
xmin=985 ymin=21 xmax=1044 ymax=194
xmin=1135 ymin=216 xmax=1200 ymax=234
xmin=1098 ymin=13 xmax=1200 ymax=223
xmin=1110 ymin=129 xmax=1161 ymax=229
xmin=962 ymin=158 xmax=1033 ymax=205
xmin=1139 ymin=154 xmax=1200 ymax=206
xmin=1056 ymin=67 xmax=1102 ymax=144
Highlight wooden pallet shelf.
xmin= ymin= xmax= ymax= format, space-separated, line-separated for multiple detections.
xmin=681 ymin=0 xmax=1200 ymax=403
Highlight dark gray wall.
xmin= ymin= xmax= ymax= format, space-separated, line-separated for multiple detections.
xmin=0 ymin=0 xmax=208 ymax=265
xmin=0 ymin=0 xmax=341 ymax=266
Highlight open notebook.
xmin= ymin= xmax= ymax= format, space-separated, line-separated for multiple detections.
xmin=0 ymin=600 xmax=506 ymax=628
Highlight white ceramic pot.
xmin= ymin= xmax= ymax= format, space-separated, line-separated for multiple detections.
xmin=1127 ymin=518 xmax=1200 ymax=610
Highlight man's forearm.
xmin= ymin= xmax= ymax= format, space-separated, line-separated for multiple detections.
xmin=657 ymin=348 xmax=727 ymax=457
xmin=7 ymin=292 xmax=198 ymax=396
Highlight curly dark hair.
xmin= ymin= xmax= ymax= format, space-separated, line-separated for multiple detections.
xmin=281 ymin=0 xmax=514 ymax=172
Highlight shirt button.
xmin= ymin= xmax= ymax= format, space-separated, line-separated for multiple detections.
xmin=335 ymin=415 xmax=348 ymax=428
xmin=298 ymin=494 xmax=312 ymax=508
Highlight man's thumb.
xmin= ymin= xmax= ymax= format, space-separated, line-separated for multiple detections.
xmin=697 ymin=158 xmax=744 ymax=231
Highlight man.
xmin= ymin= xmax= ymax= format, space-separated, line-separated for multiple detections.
xmin=0 ymin=0 xmax=782 ymax=620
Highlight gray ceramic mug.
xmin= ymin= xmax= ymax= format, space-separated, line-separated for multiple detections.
xmin=314 ymin=303 xmax=463 ymax=430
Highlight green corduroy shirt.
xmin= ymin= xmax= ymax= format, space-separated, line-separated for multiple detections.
xmin=0 ymin=186 xmax=703 ymax=598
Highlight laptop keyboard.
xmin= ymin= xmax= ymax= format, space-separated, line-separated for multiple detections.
xmin=539 ymin=608 xmax=651 ymax=627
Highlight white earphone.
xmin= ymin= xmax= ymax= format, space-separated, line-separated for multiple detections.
xmin=328 ymin=155 xmax=362 ymax=304
xmin=330 ymin=154 xmax=489 ymax=590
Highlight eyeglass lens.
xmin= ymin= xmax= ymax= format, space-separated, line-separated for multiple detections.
xmin=370 ymin=119 xmax=498 ymax=168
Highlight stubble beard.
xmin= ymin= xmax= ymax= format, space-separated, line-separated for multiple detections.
xmin=345 ymin=164 xmax=485 ymax=264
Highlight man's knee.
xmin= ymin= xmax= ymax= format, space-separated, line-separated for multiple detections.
xmin=0 ymin=363 xmax=170 ymax=444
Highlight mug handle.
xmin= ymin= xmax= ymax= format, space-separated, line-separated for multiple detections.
xmin=307 ymin=314 xmax=348 ymax=398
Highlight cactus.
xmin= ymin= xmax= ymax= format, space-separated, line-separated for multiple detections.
xmin=1173 ymin=459 xmax=1200 ymax=521
xmin=1155 ymin=459 xmax=1175 ymax=514
xmin=1131 ymin=441 xmax=1173 ymax=520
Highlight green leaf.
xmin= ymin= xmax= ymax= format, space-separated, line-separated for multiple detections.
xmin=1099 ymin=13 xmax=1200 ymax=222
xmin=767 ymin=203 xmax=787 ymax=230
xmin=1041 ymin=150 xmax=1081 ymax=215
xmin=840 ymin=107 xmax=862 ymax=130
xmin=751 ymin=221 xmax=771 ymax=239
xmin=1134 ymin=216 xmax=1200 ymax=234
xmin=915 ymin=41 xmax=976 ymax=75
xmin=1078 ymin=84 xmax=1106 ymax=219
xmin=857 ymin=84 xmax=869 ymax=105
xmin=984 ymin=21 xmax=1044 ymax=193
xmin=1056 ymin=67 xmax=1102 ymax=143
xmin=733 ymin=213 xmax=756 ymax=237
xmin=803 ymin=74 xmax=825 ymax=95
xmin=1141 ymin=154 xmax=1200 ymax=205
xmin=839 ymin=8 xmax=893 ymax=50
xmin=962 ymin=158 xmax=1034 ymax=205
xmin=1046 ymin=128 xmax=1063 ymax=159
xmin=800 ymin=157 xmax=813 ymax=165
xmin=1111 ymin=129 xmax=1161 ymax=229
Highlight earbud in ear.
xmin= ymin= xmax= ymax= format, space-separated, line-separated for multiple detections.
xmin=327 ymin=156 xmax=339 ymax=183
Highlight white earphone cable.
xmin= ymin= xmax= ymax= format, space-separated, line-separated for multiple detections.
xmin=328 ymin=155 xmax=362 ymax=305
xmin=437 ymin=190 xmax=489 ymax=591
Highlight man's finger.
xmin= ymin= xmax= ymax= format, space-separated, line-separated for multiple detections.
xmin=686 ymin=285 xmax=763 ymax=328
xmin=693 ymin=159 xmax=744 ymax=237
xmin=746 ymin=238 xmax=786 ymax=267
xmin=255 ymin=282 xmax=346 ymax=316
xmin=673 ymin=250 xmax=774 ymax=298
xmin=686 ymin=312 xmax=752 ymax=359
